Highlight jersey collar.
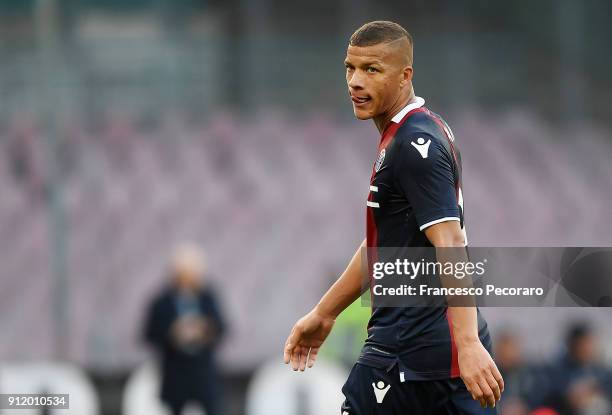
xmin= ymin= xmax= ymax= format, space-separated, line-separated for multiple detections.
xmin=390 ymin=96 xmax=425 ymax=123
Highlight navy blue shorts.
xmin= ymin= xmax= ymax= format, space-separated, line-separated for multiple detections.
xmin=340 ymin=363 xmax=497 ymax=415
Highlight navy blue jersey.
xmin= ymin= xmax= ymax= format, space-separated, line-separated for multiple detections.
xmin=361 ymin=97 xmax=491 ymax=380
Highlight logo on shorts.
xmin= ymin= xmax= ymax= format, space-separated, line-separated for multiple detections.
xmin=375 ymin=149 xmax=386 ymax=172
xmin=411 ymin=137 xmax=431 ymax=159
xmin=372 ymin=381 xmax=391 ymax=403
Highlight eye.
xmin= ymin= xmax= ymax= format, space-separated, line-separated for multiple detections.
xmin=366 ymin=67 xmax=378 ymax=73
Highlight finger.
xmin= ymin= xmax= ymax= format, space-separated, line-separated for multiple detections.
xmin=307 ymin=347 xmax=319 ymax=368
xmin=490 ymin=363 xmax=505 ymax=394
xmin=291 ymin=346 xmax=301 ymax=371
xmin=283 ymin=338 xmax=294 ymax=364
xmin=284 ymin=328 xmax=302 ymax=368
xmin=299 ymin=346 xmax=309 ymax=371
xmin=485 ymin=371 xmax=501 ymax=403
xmin=283 ymin=327 xmax=299 ymax=361
xmin=477 ymin=377 xmax=496 ymax=408
xmin=469 ymin=379 xmax=487 ymax=407
xmin=464 ymin=378 xmax=483 ymax=403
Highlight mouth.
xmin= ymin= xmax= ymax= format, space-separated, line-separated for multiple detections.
xmin=351 ymin=94 xmax=371 ymax=107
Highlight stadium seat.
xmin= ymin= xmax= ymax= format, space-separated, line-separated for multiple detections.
xmin=246 ymin=359 xmax=348 ymax=415
xmin=123 ymin=362 xmax=168 ymax=415
xmin=122 ymin=362 xmax=207 ymax=415
xmin=0 ymin=361 xmax=99 ymax=415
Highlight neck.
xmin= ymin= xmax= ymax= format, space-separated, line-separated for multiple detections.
xmin=374 ymin=89 xmax=415 ymax=134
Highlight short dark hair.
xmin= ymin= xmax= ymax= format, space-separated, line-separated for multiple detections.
xmin=349 ymin=20 xmax=413 ymax=48
xmin=566 ymin=321 xmax=593 ymax=348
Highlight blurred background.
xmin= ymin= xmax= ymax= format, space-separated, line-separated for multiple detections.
xmin=1 ymin=0 xmax=612 ymax=414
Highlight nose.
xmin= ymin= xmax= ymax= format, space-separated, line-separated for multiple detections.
xmin=347 ymin=69 xmax=364 ymax=91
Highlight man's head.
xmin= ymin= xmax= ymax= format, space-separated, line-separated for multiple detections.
xmin=566 ymin=322 xmax=598 ymax=366
xmin=345 ymin=21 xmax=414 ymax=123
xmin=170 ymin=243 xmax=207 ymax=293
xmin=494 ymin=329 xmax=524 ymax=371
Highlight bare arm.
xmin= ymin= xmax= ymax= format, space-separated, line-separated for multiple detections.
xmin=315 ymin=238 xmax=366 ymax=319
xmin=424 ymin=221 xmax=478 ymax=344
xmin=425 ymin=221 xmax=504 ymax=408
xmin=283 ymin=239 xmax=366 ymax=371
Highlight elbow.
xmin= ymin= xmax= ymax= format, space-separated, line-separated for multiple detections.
xmin=433 ymin=232 xmax=465 ymax=248
xmin=450 ymin=233 xmax=466 ymax=247
xmin=424 ymin=221 xmax=466 ymax=247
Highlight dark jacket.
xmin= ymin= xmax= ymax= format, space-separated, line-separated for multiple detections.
xmin=143 ymin=284 xmax=225 ymax=404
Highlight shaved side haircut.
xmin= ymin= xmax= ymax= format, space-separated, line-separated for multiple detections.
xmin=349 ymin=20 xmax=413 ymax=65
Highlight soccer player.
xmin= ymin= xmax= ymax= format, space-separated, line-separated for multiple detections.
xmin=283 ymin=21 xmax=504 ymax=414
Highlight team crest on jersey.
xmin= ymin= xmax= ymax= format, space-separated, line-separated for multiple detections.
xmin=375 ymin=149 xmax=386 ymax=172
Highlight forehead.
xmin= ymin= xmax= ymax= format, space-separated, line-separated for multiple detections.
xmin=345 ymin=43 xmax=395 ymax=64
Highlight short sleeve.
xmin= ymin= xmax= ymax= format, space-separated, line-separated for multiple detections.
xmin=394 ymin=133 xmax=460 ymax=231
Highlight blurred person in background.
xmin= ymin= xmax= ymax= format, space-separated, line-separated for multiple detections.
xmin=544 ymin=322 xmax=612 ymax=415
xmin=495 ymin=329 xmax=551 ymax=411
xmin=566 ymin=377 xmax=610 ymax=415
xmin=144 ymin=243 xmax=226 ymax=415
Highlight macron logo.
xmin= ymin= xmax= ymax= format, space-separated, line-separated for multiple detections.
xmin=411 ymin=137 xmax=431 ymax=159
xmin=372 ymin=381 xmax=391 ymax=404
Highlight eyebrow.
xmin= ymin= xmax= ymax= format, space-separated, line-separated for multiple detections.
xmin=344 ymin=59 xmax=383 ymax=67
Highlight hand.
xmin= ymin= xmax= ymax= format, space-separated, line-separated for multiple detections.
xmin=457 ymin=340 xmax=504 ymax=408
xmin=283 ymin=308 xmax=335 ymax=371
xmin=171 ymin=316 xmax=208 ymax=345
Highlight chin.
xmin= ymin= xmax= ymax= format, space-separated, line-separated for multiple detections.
xmin=353 ymin=108 xmax=374 ymax=120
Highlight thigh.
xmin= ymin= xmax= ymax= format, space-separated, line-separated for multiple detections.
xmin=341 ymin=364 xmax=448 ymax=415
xmin=444 ymin=378 xmax=498 ymax=415
xmin=340 ymin=363 xmax=397 ymax=415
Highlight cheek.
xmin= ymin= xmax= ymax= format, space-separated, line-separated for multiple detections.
xmin=371 ymin=80 xmax=391 ymax=104
xmin=380 ymin=79 xmax=399 ymax=104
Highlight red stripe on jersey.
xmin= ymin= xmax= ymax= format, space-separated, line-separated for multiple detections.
xmin=379 ymin=107 xmax=427 ymax=154
xmin=366 ymin=206 xmax=378 ymax=313
xmin=446 ymin=308 xmax=461 ymax=378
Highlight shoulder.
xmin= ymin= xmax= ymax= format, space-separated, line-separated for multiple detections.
xmin=393 ymin=109 xmax=455 ymax=160
xmin=395 ymin=108 xmax=451 ymax=146
xmin=148 ymin=290 xmax=172 ymax=315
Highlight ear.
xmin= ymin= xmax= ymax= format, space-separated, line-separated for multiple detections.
xmin=400 ymin=66 xmax=413 ymax=88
